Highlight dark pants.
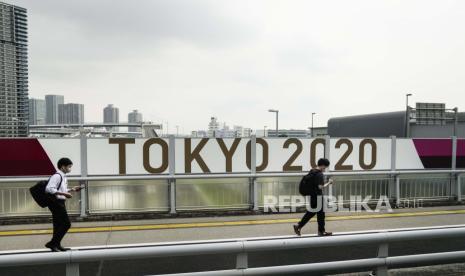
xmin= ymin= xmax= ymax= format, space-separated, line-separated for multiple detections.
xmin=48 ymin=199 xmax=71 ymax=246
xmin=297 ymin=195 xmax=325 ymax=233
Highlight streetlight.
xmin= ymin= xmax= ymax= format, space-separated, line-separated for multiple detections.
xmin=311 ymin=112 xmax=316 ymax=138
xmin=406 ymin=93 xmax=412 ymax=108
xmin=268 ymin=109 xmax=279 ymax=137
xmin=263 ymin=125 xmax=267 ymax=137
xmin=405 ymin=93 xmax=413 ymax=137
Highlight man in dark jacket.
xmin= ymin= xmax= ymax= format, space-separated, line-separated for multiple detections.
xmin=293 ymin=158 xmax=333 ymax=236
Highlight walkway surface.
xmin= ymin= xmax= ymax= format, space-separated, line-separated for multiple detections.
xmin=1 ymin=205 xmax=464 ymax=251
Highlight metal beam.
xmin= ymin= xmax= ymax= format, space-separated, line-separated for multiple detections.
xmin=250 ymin=135 xmax=258 ymax=211
xmin=29 ymin=123 xmax=148 ymax=128
xmin=389 ymin=136 xmax=397 ymax=201
xmin=169 ymin=135 xmax=176 ymax=214
xmin=79 ymin=135 xmax=88 ymax=217
xmin=452 ymin=136 xmax=458 ymax=201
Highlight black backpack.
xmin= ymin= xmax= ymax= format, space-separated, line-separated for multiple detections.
xmin=299 ymin=171 xmax=318 ymax=196
xmin=30 ymin=173 xmax=62 ymax=208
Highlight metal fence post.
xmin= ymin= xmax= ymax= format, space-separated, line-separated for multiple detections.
xmin=390 ymin=136 xmax=396 ymax=171
xmin=325 ymin=135 xmax=332 ymax=198
xmin=389 ymin=136 xmax=397 ymax=202
xmin=169 ymin=135 xmax=176 ymax=214
xmin=324 ymin=135 xmax=330 ymax=159
xmin=250 ymin=135 xmax=258 ymax=211
xmin=79 ymin=135 xmax=88 ymax=217
xmin=236 ymin=252 xmax=248 ymax=269
xmin=458 ymin=174 xmax=462 ymax=202
xmin=406 ymin=107 xmax=411 ymax=138
xmin=451 ymin=136 xmax=457 ymax=200
xmin=66 ymin=263 xmax=80 ymax=276
xmin=375 ymin=241 xmax=389 ymax=276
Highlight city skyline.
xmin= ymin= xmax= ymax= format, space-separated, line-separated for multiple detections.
xmin=0 ymin=2 xmax=464 ymax=272
xmin=8 ymin=0 xmax=465 ymax=135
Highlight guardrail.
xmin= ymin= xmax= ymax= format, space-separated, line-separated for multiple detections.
xmin=0 ymin=170 xmax=464 ymax=217
xmin=0 ymin=225 xmax=465 ymax=276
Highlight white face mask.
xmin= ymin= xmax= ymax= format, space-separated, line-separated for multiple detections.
xmin=61 ymin=166 xmax=72 ymax=173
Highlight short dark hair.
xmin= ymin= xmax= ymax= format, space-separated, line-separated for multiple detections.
xmin=317 ymin=158 xmax=330 ymax=167
xmin=57 ymin=158 xmax=73 ymax=169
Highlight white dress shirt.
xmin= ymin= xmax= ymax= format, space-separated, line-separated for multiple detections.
xmin=45 ymin=170 xmax=69 ymax=200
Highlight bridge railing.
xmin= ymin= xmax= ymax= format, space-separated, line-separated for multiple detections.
xmin=0 ymin=170 xmax=464 ymax=217
xmin=0 ymin=225 xmax=465 ymax=276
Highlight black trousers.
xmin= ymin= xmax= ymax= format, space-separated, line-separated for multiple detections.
xmin=297 ymin=195 xmax=325 ymax=233
xmin=48 ymin=198 xmax=71 ymax=246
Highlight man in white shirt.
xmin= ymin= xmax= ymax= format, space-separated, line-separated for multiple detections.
xmin=45 ymin=158 xmax=82 ymax=252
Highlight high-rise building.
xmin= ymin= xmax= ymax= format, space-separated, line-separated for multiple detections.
xmin=45 ymin=95 xmax=64 ymax=124
xmin=58 ymin=103 xmax=84 ymax=124
xmin=0 ymin=3 xmax=28 ymax=137
xmin=128 ymin=109 xmax=143 ymax=132
xmin=28 ymin=98 xmax=45 ymax=125
xmin=103 ymin=104 xmax=119 ymax=130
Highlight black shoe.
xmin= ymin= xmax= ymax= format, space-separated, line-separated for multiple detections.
xmin=318 ymin=231 xmax=333 ymax=236
xmin=45 ymin=242 xmax=60 ymax=252
xmin=293 ymin=225 xmax=301 ymax=236
xmin=57 ymin=245 xmax=71 ymax=251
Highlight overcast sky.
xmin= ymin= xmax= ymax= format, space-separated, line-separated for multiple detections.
xmin=10 ymin=0 xmax=465 ymax=133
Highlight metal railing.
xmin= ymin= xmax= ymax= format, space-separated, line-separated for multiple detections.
xmin=0 ymin=181 xmax=81 ymax=216
xmin=399 ymin=173 xmax=452 ymax=201
xmin=0 ymin=225 xmax=465 ymax=276
xmin=0 ymin=170 xmax=464 ymax=217
xmin=87 ymin=179 xmax=169 ymax=213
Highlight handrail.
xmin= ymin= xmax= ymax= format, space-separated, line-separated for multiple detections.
xmin=0 ymin=226 xmax=465 ymax=276
xmin=0 ymin=169 xmax=464 ymax=183
xmin=156 ymin=251 xmax=465 ymax=276
xmin=1 ymin=224 xmax=463 ymax=255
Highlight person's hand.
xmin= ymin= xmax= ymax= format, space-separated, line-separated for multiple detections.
xmin=64 ymin=193 xmax=73 ymax=199
xmin=328 ymin=178 xmax=334 ymax=184
xmin=73 ymin=186 xmax=83 ymax=192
